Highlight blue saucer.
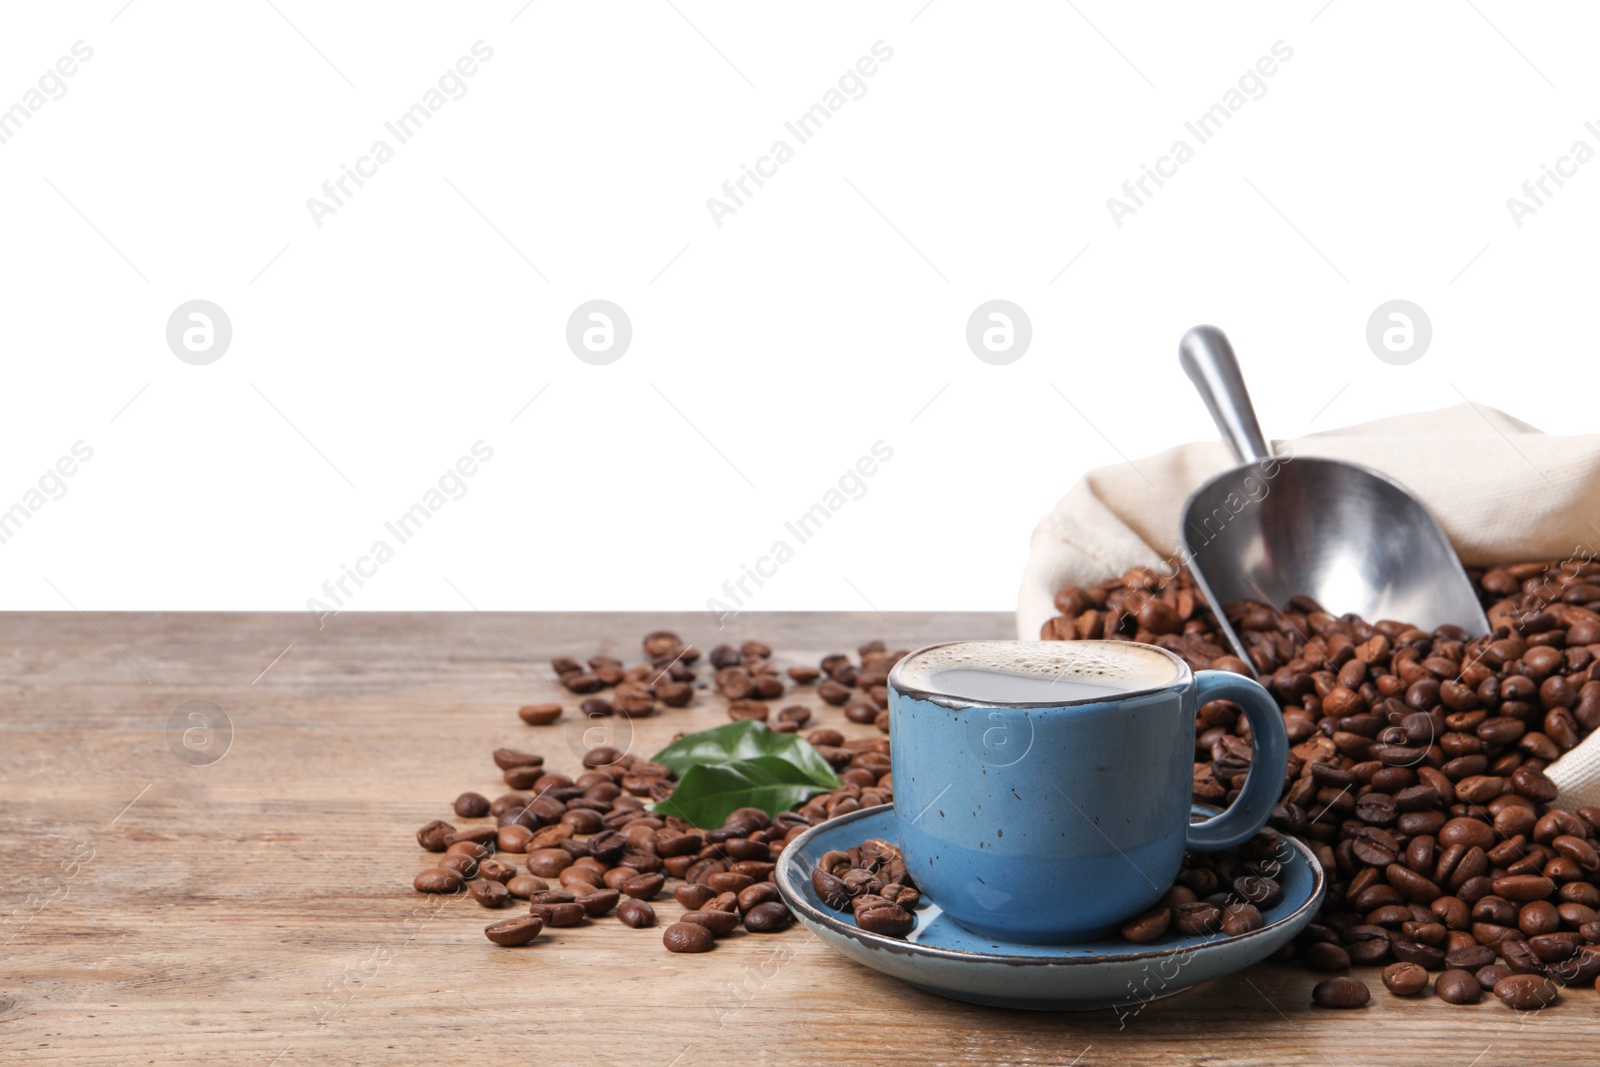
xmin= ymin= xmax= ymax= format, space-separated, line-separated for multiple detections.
xmin=775 ymin=804 xmax=1324 ymax=1012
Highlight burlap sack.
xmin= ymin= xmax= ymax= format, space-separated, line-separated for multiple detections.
xmin=1015 ymin=403 xmax=1600 ymax=809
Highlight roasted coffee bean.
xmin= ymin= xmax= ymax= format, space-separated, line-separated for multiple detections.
xmin=1381 ymin=961 xmax=1429 ymax=996
xmin=505 ymin=875 xmax=547 ymax=899
xmin=1120 ymin=908 xmax=1171 ymax=943
xmin=526 ymin=849 xmax=574 ymax=878
xmin=853 ymin=895 xmax=916 ymax=936
xmin=743 ymin=901 xmax=792 ymax=932
xmin=529 ymin=902 xmax=586 ymax=927
xmin=1494 ymin=875 xmax=1556 ymax=902
xmin=493 ymin=747 xmax=544 ymax=771
xmin=1494 ymin=973 xmax=1560 ymax=1010
xmin=468 ymin=878 xmax=511 ymax=908
xmin=681 ymin=909 xmax=740 ymax=937
xmin=622 ymin=873 xmax=665 ymax=899
xmin=454 ymin=792 xmax=490 ymax=818
xmin=1233 ymin=875 xmax=1282 ymax=909
xmin=1172 ymin=902 xmax=1223 ymax=936
xmin=518 ymin=703 xmax=564 ymax=725
xmin=817 ymin=680 xmax=852 ymax=706
xmin=676 ymin=882 xmax=719 ymax=910
xmin=737 ymin=882 xmax=781 ymax=914
xmin=575 ymin=888 xmax=620 ymax=917
xmin=484 ymin=914 xmax=543 ymax=946
xmin=663 ymin=921 xmax=717 ymax=953
xmin=1477 ymin=964 xmax=1512 ymax=991
xmin=1304 ymin=942 xmax=1350 ymax=972
xmin=1444 ymin=944 xmax=1496 ymax=971
xmin=414 ymin=868 xmax=464 ymax=894
xmin=446 ymin=827 xmax=497 ymax=849
xmin=1350 ymin=827 xmax=1401 ymax=867
xmin=1311 ymin=976 xmax=1370 ymax=1009
xmin=437 ymin=853 xmax=478 ymax=879
xmin=417 ymin=820 xmax=456 ymax=852
xmin=530 ymin=889 xmax=575 ymax=905
xmin=1435 ymin=968 xmax=1482 ymax=1004
xmin=617 ymin=899 xmax=656 ymax=928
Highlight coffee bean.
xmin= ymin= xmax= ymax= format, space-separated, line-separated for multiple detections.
xmin=623 ymin=873 xmax=665 ymax=900
xmin=445 ymin=827 xmax=496 ymax=849
xmin=575 ymin=888 xmax=620 ymax=917
xmin=1381 ymin=961 xmax=1429 ymax=996
xmin=1121 ymin=908 xmax=1171 ymax=943
xmin=1172 ymin=902 xmax=1223 ymax=936
xmin=468 ymin=879 xmax=510 ymax=908
xmin=743 ymin=901 xmax=792 ymax=932
xmin=484 ymin=914 xmax=543 ymax=946
xmin=1304 ymin=941 xmax=1350 ymax=971
xmin=414 ymin=868 xmax=464 ymax=894
xmin=1476 ymin=964 xmax=1512 ymax=991
xmin=1351 ymin=827 xmax=1401 ymax=867
xmin=617 ymin=899 xmax=656 ymax=928
xmin=817 ymin=680 xmax=852 ymax=706
xmin=527 ymin=849 xmax=574 ymax=878
xmin=1494 ymin=973 xmax=1559 ymax=1010
xmin=518 ymin=703 xmax=564 ymax=725
xmin=1220 ymin=903 xmax=1263 ymax=936
xmin=681 ymin=909 xmax=740 ymax=937
xmin=417 ymin=820 xmax=456 ymax=852
xmin=737 ymin=882 xmax=780 ymax=914
xmin=1311 ymin=976 xmax=1370 ymax=1009
xmin=529 ymin=902 xmax=586 ymax=927
xmin=1435 ymin=968 xmax=1482 ymax=1004
xmin=453 ymin=792 xmax=490 ymax=818
xmin=663 ymin=921 xmax=716 ymax=953
xmin=505 ymin=875 xmax=546 ymax=899
xmin=1444 ymin=944 xmax=1496 ymax=971
xmin=437 ymin=853 xmax=478 ymax=879
xmin=1493 ymin=875 xmax=1556 ymax=902
xmin=492 ymin=747 xmax=544 ymax=771
xmin=853 ymin=895 xmax=915 ymax=936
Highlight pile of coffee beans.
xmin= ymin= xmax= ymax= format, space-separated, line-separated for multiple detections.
xmin=415 ymin=631 xmax=901 ymax=955
xmin=810 ymin=838 xmax=919 ymax=935
xmin=1041 ymin=557 xmax=1600 ymax=1010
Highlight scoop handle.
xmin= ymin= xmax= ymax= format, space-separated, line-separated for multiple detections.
xmin=1179 ymin=325 xmax=1273 ymax=464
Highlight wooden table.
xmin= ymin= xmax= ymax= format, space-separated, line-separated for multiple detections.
xmin=0 ymin=611 xmax=1585 ymax=1065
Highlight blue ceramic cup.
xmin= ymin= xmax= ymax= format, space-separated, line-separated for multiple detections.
xmin=887 ymin=639 xmax=1288 ymax=944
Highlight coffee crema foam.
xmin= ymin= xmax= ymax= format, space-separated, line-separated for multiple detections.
xmin=894 ymin=640 xmax=1183 ymax=704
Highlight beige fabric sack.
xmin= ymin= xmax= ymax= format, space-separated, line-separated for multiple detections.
xmin=1015 ymin=403 xmax=1600 ymax=810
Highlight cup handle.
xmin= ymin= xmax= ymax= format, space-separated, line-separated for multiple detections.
xmin=1184 ymin=670 xmax=1289 ymax=852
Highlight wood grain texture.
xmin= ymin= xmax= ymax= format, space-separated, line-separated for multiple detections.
xmin=0 ymin=612 xmax=1588 ymax=1066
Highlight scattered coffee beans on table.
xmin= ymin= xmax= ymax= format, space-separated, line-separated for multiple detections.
xmin=407 ymin=631 xmax=898 ymax=958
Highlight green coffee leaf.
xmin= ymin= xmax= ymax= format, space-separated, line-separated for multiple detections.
xmin=650 ymin=756 xmax=833 ymax=828
xmin=651 ymin=719 xmax=841 ymax=789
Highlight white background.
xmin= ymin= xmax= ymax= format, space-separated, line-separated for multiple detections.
xmin=1 ymin=1 xmax=1595 ymax=619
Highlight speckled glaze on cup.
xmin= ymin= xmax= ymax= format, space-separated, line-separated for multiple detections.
xmin=888 ymin=640 xmax=1288 ymax=944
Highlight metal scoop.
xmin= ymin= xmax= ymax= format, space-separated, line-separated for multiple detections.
xmin=1177 ymin=325 xmax=1489 ymax=672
